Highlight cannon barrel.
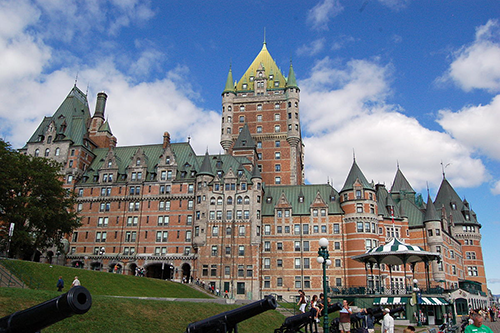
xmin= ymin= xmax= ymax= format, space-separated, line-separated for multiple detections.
xmin=374 ymin=306 xmax=405 ymax=322
xmin=322 ymin=302 xmax=342 ymax=316
xmin=0 ymin=286 xmax=92 ymax=333
xmin=186 ymin=295 xmax=277 ymax=333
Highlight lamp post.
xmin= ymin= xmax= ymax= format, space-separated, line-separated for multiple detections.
xmin=413 ymin=279 xmax=422 ymax=327
xmin=99 ymin=247 xmax=105 ymax=271
xmin=317 ymin=238 xmax=332 ymax=332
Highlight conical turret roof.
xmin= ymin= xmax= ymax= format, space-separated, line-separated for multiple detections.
xmin=286 ymin=61 xmax=298 ymax=89
xmin=232 ymin=123 xmax=256 ymax=149
xmin=198 ymin=151 xmax=214 ymax=177
xmin=223 ymin=65 xmax=235 ymax=94
xmin=341 ymin=159 xmax=373 ymax=192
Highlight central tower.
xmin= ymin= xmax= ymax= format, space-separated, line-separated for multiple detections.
xmin=220 ymin=42 xmax=304 ymax=186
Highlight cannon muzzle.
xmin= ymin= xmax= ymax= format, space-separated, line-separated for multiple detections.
xmin=0 ymin=286 xmax=92 ymax=333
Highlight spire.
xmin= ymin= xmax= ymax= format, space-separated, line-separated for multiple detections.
xmin=423 ymin=193 xmax=439 ymax=222
xmin=223 ymin=65 xmax=235 ymax=94
xmin=251 ymin=163 xmax=262 ymax=180
xmin=198 ymin=151 xmax=214 ymax=177
xmin=286 ymin=60 xmax=298 ymax=89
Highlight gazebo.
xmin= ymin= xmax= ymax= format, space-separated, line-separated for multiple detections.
xmin=352 ymin=238 xmax=441 ymax=294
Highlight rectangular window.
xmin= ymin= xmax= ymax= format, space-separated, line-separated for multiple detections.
xmin=264 ymin=258 xmax=271 ymax=269
xmin=334 ymin=224 xmax=340 ymax=234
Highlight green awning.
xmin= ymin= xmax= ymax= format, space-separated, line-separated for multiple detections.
xmin=373 ymin=297 xmax=408 ymax=305
xmin=419 ymin=297 xmax=449 ymax=306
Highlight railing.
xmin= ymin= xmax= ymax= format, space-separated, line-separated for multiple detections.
xmin=269 ymin=293 xmax=298 ymax=316
xmin=328 ymin=285 xmax=446 ymax=296
xmin=0 ymin=266 xmax=25 ymax=288
xmin=0 ymin=259 xmax=41 ymax=289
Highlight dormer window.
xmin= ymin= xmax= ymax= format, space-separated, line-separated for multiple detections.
xmin=269 ymin=74 xmax=274 ymax=80
xmin=136 ymin=159 xmax=141 ymax=166
xmin=241 ymin=140 xmax=246 ymax=146
xmin=298 ymin=196 xmax=304 ymax=203
xmin=266 ymin=197 xmax=272 ymax=203
xmin=249 ymin=76 xmax=254 ymax=81
xmin=108 ymin=161 xmax=112 ymax=167
xmin=259 ymin=72 xmax=263 ymax=78
xmin=274 ymin=81 xmax=279 ymax=87
xmin=242 ymin=84 xmax=248 ymax=89
xmin=451 ymin=202 xmax=457 ymax=210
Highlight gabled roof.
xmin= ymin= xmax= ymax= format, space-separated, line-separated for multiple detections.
xmin=262 ymin=184 xmax=342 ymax=216
xmin=341 ymin=159 xmax=373 ymax=192
xmin=98 ymin=120 xmax=113 ymax=134
xmin=232 ymin=123 xmax=256 ymax=150
xmin=26 ymin=85 xmax=91 ymax=147
xmin=236 ymin=43 xmax=287 ymax=91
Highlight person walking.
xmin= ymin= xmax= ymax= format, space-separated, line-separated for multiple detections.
xmin=71 ymin=276 xmax=81 ymax=288
xmin=297 ymin=290 xmax=307 ymax=313
xmin=339 ymin=299 xmax=352 ymax=333
xmin=56 ymin=276 xmax=64 ymax=291
xmin=381 ymin=308 xmax=394 ymax=333
xmin=465 ymin=310 xmax=494 ymax=333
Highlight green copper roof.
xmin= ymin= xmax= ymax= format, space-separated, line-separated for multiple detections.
xmin=98 ymin=120 xmax=113 ymax=134
xmin=423 ymin=193 xmax=439 ymax=223
xmin=286 ymin=61 xmax=298 ymax=89
xmin=391 ymin=167 xmax=415 ymax=194
xmin=27 ymin=85 xmax=91 ymax=146
xmin=223 ymin=66 xmax=235 ymax=94
xmin=232 ymin=123 xmax=256 ymax=149
xmin=198 ymin=151 xmax=214 ymax=177
xmin=262 ymin=184 xmax=342 ymax=216
xmin=341 ymin=159 xmax=373 ymax=192
xmin=236 ymin=43 xmax=287 ymax=91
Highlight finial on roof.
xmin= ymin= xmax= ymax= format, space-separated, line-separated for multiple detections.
xmin=441 ymin=161 xmax=450 ymax=179
xmin=353 ymin=149 xmax=356 ymax=161
xmin=188 ymin=135 xmax=191 ymax=143
xmin=397 ymin=160 xmax=400 ymax=169
xmin=74 ymin=72 xmax=78 ymax=87
xmin=263 ymin=27 xmax=266 ymax=45
xmin=85 ymin=83 xmax=89 ymax=96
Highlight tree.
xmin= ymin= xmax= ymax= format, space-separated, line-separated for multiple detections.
xmin=0 ymin=139 xmax=81 ymax=260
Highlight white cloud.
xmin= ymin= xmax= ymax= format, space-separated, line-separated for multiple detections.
xmin=491 ymin=180 xmax=500 ymax=195
xmin=307 ymin=0 xmax=343 ymax=31
xmin=440 ymin=19 xmax=500 ymax=93
xmin=296 ymin=38 xmax=326 ymax=56
xmin=377 ymin=0 xmax=410 ymax=11
xmin=300 ymin=57 xmax=488 ymax=192
xmin=0 ymin=0 xmax=219 ymax=157
xmin=437 ymin=95 xmax=500 ymax=161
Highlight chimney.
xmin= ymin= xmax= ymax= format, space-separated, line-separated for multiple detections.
xmin=94 ymin=92 xmax=108 ymax=119
xmin=163 ymin=132 xmax=171 ymax=148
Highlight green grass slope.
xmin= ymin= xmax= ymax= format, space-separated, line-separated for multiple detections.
xmin=1 ymin=259 xmax=209 ymax=298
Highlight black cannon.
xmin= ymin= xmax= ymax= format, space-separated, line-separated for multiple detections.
xmin=0 ymin=286 xmax=92 ymax=333
xmin=185 ymin=294 xmax=277 ymax=333
xmin=275 ymin=302 xmax=342 ymax=333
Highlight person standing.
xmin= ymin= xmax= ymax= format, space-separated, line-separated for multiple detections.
xmin=71 ymin=276 xmax=81 ymax=288
xmin=382 ymin=308 xmax=395 ymax=333
xmin=297 ymin=290 xmax=307 ymax=313
xmin=465 ymin=310 xmax=494 ymax=333
xmin=339 ymin=299 xmax=352 ymax=333
xmin=56 ymin=276 xmax=64 ymax=292
xmin=361 ymin=308 xmax=375 ymax=333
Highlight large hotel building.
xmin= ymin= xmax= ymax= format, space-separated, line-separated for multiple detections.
xmin=21 ymin=42 xmax=488 ymax=308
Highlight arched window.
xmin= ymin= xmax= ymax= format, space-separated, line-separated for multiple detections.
xmin=45 ymin=148 xmax=50 ymax=157
xmin=55 ymin=148 xmax=60 ymax=156
xmin=237 ymin=196 xmax=243 ymax=204
xmin=34 ymin=149 xmax=39 ymax=157
xmin=227 ymin=196 xmax=233 ymax=205
xmin=244 ymin=196 xmax=250 ymax=204
xmin=210 ymin=197 xmax=216 ymax=205
xmin=217 ymin=197 xmax=223 ymax=205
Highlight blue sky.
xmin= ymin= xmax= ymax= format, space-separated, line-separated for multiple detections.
xmin=0 ymin=0 xmax=499 ymax=293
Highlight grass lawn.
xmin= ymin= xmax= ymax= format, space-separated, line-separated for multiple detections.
xmin=1 ymin=259 xmax=209 ymax=298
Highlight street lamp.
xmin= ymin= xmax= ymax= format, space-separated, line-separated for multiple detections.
xmin=317 ymin=237 xmax=332 ymax=332
xmin=99 ymin=247 xmax=105 ymax=271
xmin=413 ymin=279 xmax=422 ymax=327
